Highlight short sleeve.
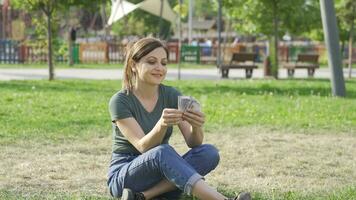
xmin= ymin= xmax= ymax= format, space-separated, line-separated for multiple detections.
xmin=109 ymin=92 xmax=132 ymax=122
xmin=168 ymin=87 xmax=182 ymax=109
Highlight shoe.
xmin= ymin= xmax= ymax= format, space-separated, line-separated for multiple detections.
xmin=121 ymin=188 xmax=146 ymax=200
xmin=227 ymin=192 xmax=252 ymax=200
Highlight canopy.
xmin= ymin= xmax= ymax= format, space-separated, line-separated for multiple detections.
xmin=138 ymin=0 xmax=177 ymax=24
xmin=108 ymin=0 xmax=177 ymax=26
xmin=107 ymin=0 xmax=139 ymax=26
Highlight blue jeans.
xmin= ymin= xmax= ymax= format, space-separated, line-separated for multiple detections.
xmin=107 ymin=144 xmax=220 ymax=199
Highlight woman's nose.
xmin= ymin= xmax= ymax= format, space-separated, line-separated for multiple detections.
xmin=156 ymin=63 xmax=166 ymax=70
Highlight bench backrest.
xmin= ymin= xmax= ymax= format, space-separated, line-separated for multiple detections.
xmin=231 ymin=52 xmax=257 ymax=63
xmin=297 ymin=54 xmax=319 ymax=63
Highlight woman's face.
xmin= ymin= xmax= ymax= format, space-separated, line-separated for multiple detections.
xmin=134 ymin=47 xmax=168 ymax=86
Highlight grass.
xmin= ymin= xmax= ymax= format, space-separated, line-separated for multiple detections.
xmin=1 ymin=79 xmax=355 ymax=142
xmin=0 ymin=79 xmax=356 ymax=199
xmin=0 ymin=62 xmax=216 ymax=69
xmin=2 ymin=62 xmax=355 ymax=70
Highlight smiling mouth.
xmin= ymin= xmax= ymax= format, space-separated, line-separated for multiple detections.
xmin=151 ymin=74 xmax=163 ymax=77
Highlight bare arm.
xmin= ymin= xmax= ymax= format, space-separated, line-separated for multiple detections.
xmin=178 ymin=110 xmax=205 ymax=148
xmin=115 ymin=108 xmax=183 ymax=153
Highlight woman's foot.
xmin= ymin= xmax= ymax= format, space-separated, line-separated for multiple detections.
xmin=227 ymin=192 xmax=252 ymax=200
xmin=121 ymin=188 xmax=146 ymax=200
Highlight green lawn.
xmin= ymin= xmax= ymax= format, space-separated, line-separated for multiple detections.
xmin=1 ymin=79 xmax=355 ymax=142
xmin=0 ymin=79 xmax=355 ymax=199
xmin=0 ymin=62 xmax=216 ymax=69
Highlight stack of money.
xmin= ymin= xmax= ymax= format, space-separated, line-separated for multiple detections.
xmin=178 ymin=96 xmax=201 ymax=112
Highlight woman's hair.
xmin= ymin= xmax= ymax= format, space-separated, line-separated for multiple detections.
xmin=122 ymin=37 xmax=169 ymax=93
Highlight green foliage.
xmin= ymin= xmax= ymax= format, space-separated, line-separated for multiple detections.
xmin=223 ymin=0 xmax=321 ymax=38
xmin=111 ymin=13 xmax=150 ymax=36
xmin=335 ymin=0 xmax=356 ymax=42
xmin=191 ymin=0 xmax=218 ymax=20
xmin=173 ymin=3 xmax=188 ymax=19
xmin=222 ymin=0 xmax=322 ymax=77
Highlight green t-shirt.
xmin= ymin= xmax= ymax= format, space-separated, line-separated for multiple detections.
xmin=108 ymin=84 xmax=181 ymax=154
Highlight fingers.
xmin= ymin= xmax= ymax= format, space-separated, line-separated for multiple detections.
xmin=161 ymin=108 xmax=183 ymax=126
xmin=163 ymin=109 xmax=183 ymax=116
xmin=182 ymin=110 xmax=205 ymax=128
xmin=163 ymin=109 xmax=182 ymax=120
xmin=160 ymin=108 xmax=205 ymax=127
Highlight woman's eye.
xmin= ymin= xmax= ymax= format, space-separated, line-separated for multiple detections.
xmin=148 ymin=61 xmax=156 ymax=65
xmin=161 ymin=62 xmax=167 ymax=66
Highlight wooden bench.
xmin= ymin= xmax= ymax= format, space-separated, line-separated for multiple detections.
xmin=283 ymin=54 xmax=319 ymax=77
xmin=343 ymin=58 xmax=356 ymax=67
xmin=220 ymin=52 xmax=258 ymax=78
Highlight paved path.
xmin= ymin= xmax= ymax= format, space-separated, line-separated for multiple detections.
xmin=0 ymin=68 xmax=355 ymax=80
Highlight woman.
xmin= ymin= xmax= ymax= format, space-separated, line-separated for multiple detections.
xmin=107 ymin=37 xmax=251 ymax=200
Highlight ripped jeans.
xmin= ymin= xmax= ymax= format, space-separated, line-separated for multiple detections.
xmin=107 ymin=144 xmax=220 ymax=199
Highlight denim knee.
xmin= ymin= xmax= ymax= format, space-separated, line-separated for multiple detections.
xmin=149 ymin=144 xmax=176 ymax=159
xmin=150 ymin=144 xmax=203 ymax=195
xmin=184 ymin=144 xmax=220 ymax=176
xmin=200 ymin=144 xmax=220 ymax=170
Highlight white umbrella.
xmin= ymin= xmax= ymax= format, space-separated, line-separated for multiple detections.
xmin=107 ymin=0 xmax=140 ymax=26
xmin=108 ymin=0 xmax=177 ymax=25
xmin=138 ymin=0 xmax=177 ymax=24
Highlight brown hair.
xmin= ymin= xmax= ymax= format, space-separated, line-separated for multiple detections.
xmin=122 ymin=37 xmax=169 ymax=93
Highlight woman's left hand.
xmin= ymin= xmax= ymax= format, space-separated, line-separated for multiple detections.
xmin=182 ymin=109 xmax=205 ymax=128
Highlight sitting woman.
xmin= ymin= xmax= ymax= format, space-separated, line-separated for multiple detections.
xmin=107 ymin=37 xmax=251 ymax=200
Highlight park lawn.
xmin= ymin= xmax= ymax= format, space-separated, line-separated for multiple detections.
xmin=0 ymin=79 xmax=356 ymax=200
xmin=0 ymin=62 xmax=216 ymax=69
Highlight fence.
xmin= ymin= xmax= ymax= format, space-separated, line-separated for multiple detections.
xmin=0 ymin=39 xmax=354 ymax=65
xmin=108 ymin=43 xmax=125 ymax=63
xmin=0 ymin=40 xmax=21 ymax=63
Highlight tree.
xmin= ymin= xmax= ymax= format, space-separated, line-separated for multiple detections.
xmin=336 ymin=0 xmax=356 ymax=78
xmin=12 ymin=0 xmax=59 ymax=80
xmin=12 ymin=0 xmax=110 ymax=79
xmin=223 ymin=0 xmax=321 ymax=78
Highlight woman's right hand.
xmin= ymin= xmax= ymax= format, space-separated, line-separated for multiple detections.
xmin=159 ymin=108 xmax=183 ymax=127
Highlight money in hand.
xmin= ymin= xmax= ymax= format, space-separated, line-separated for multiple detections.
xmin=178 ymin=96 xmax=201 ymax=112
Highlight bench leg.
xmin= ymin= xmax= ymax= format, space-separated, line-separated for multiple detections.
xmin=307 ymin=69 xmax=315 ymax=77
xmin=245 ymin=69 xmax=253 ymax=78
xmin=287 ymin=69 xmax=295 ymax=78
xmin=221 ymin=69 xmax=229 ymax=78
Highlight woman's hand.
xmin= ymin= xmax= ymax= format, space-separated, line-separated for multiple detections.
xmin=159 ymin=108 xmax=183 ymax=127
xmin=182 ymin=109 xmax=205 ymax=128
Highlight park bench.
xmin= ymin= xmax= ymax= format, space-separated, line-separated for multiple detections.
xmin=343 ymin=58 xmax=356 ymax=67
xmin=283 ymin=53 xmax=319 ymax=77
xmin=220 ymin=52 xmax=258 ymax=78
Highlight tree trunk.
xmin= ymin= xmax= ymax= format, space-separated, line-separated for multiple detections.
xmin=101 ymin=2 xmax=110 ymax=36
xmin=271 ymin=1 xmax=279 ymax=79
xmin=47 ymin=12 xmax=54 ymax=80
xmin=348 ymin=17 xmax=354 ymax=78
xmin=68 ymin=35 xmax=74 ymax=66
xmin=89 ymin=12 xmax=98 ymax=31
